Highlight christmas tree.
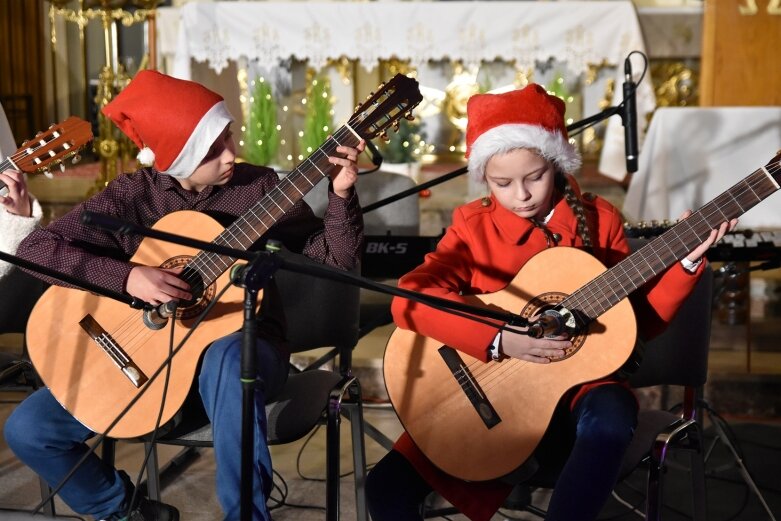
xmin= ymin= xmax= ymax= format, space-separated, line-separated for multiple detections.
xmin=243 ymin=77 xmax=279 ymax=165
xmin=300 ymin=74 xmax=334 ymax=157
xmin=380 ymin=117 xmax=427 ymax=164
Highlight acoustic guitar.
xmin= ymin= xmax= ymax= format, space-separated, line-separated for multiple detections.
xmin=383 ymin=150 xmax=781 ymax=482
xmin=26 ymin=74 xmax=422 ymax=438
xmin=0 ymin=116 xmax=92 ymax=191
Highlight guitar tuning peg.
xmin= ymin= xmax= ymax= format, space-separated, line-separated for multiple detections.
xmin=49 ymin=123 xmax=55 ymax=129
xmin=72 ymin=153 xmax=82 ymax=164
xmin=392 ymin=120 xmax=400 ymax=131
xmin=366 ymin=91 xmax=375 ymax=100
xmin=378 ymin=82 xmax=386 ymax=90
xmin=43 ymin=169 xmax=54 ymax=179
xmin=60 ymin=163 xmax=66 ymax=173
xmin=380 ymin=131 xmax=389 ymax=142
xmin=405 ymin=113 xmax=415 ymax=121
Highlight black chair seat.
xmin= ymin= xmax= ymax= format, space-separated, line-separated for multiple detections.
xmin=619 ymin=408 xmax=683 ymax=478
xmin=266 ymin=370 xmax=348 ymax=444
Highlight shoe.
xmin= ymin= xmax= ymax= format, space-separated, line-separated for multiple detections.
xmin=120 ymin=496 xmax=180 ymax=521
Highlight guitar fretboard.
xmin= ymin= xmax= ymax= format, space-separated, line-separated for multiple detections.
xmin=184 ymin=126 xmax=361 ymax=286
xmin=564 ymin=162 xmax=781 ymax=322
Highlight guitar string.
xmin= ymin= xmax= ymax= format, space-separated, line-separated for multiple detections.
xmin=178 ymin=126 xmax=354 ymax=292
xmin=568 ymin=166 xmax=778 ymax=318
xmin=3 ymin=124 xmax=84 ymax=170
xmin=464 ymin=161 xmax=781 ymax=393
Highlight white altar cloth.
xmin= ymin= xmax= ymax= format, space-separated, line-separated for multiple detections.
xmin=157 ymin=1 xmax=655 ymax=181
xmin=623 ymin=107 xmax=781 ymax=229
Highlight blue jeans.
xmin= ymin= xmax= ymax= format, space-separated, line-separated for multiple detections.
xmin=4 ymin=332 xmax=288 ymax=521
xmin=366 ymin=383 xmax=638 ymax=521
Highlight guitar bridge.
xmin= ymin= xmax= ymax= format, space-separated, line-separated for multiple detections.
xmin=79 ymin=314 xmax=148 ymax=388
xmin=438 ymin=346 xmax=501 ymax=429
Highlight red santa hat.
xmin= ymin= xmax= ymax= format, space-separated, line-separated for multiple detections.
xmin=102 ymin=70 xmax=233 ymax=179
xmin=465 ymin=83 xmax=581 ymax=182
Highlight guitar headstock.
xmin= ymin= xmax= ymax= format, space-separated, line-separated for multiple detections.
xmin=348 ymin=74 xmax=423 ymax=142
xmin=10 ymin=116 xmax=93 ymax=175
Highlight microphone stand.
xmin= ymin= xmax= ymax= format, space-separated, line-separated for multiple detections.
xmin=80 ymin=210 xmax=535 ymax=521
xmin=362 ymin=106 xmax=624 ymax=215
xmin=0 ymin=250 xmax=146 ymax=310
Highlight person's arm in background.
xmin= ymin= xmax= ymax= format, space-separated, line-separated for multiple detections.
xmin=0 ymin=169 xmax=44 ymax=280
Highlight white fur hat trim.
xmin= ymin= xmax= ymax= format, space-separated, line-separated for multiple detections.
xmin=467 ymin=124 xmax=581 ymax=183
xmin=163 ymin=101 xmax=234 ymax=179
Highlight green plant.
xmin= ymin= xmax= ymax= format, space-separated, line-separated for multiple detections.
xmin=243 ymin=78 xmax=279 ymax=165
xmin=380 ymin=118 xmax=427 ymax=164
xmin=300 ymin=74 xmax=334 ymax=157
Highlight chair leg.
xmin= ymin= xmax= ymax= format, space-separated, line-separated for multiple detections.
xmin=144 ymin=441 xmax=162 ymax=501
xmin=344 ymin=380 xmax=369 ymax=521
xmin=645 ymin=457 xmax=664 ymax=521
xmin=690 ymin=448 xmax=707 ymax=521
xmin=38 ymin=477 xmax=56 ymax=517
xmin=326 ymin=384 xmax=344 ymax=521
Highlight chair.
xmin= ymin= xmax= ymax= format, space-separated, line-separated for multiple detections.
xmin=617 ymin=253 xmax=713 ymax=521
xmin=424 ymin=242 xmax=715 ymax=520
xmin=303 ymin=169 xmax=420 ymax=236
xmin=136 ymin=247 xmax=368 ymax=521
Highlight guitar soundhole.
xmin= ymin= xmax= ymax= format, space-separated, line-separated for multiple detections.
xmin=160 ymin=256 xmax=216 ymax=319
xmin=520 ymin=292 xmax=586 ymax=362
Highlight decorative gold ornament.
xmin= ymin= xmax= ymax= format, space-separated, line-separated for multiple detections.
xmin=49 ymin=0 xmax=160 ymax=193
xmin=652 ymin=61 xmax=699 ymax=109
xmin=442 ymin=62 xmax=479 ymax=132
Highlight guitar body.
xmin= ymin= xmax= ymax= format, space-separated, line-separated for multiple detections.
xmin=383 ymin=247 xmax=638 ymax=482
xmin=26 ymin=211 xmax=246 ymax=438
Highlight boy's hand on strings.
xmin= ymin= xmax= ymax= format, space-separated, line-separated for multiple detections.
xmin=0 ymin=169 xmax=32 ymax=217
xmin=126 ymin=266 xmax=192 ymax=306
xmin=328 ymin=140 xmax=365 ymax=198
xmin=679 ymin=210 xmax=739 ymax=264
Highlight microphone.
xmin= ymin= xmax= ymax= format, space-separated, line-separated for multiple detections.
xmin=527 ymin=308 xmax=574 ymax=339
xmin=622 ymin=57 xmax=639 ymax=174
xmin=142 ymin=300 xmax=178 ymax=330
xmin=528 ymin=310 xmax=564 ymax=339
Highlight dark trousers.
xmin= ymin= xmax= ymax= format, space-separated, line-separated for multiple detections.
xmin=367 ymin=384 xmax=638 ymax=521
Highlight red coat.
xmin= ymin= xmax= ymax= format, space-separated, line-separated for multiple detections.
xmin=389 ymin=178 xmax=703 ymax=521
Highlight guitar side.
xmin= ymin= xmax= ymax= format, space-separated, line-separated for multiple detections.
xmin=383 ymin=247 xmax=637 ymax=482
xmin=26 ymin=211 xmax=246 ymax=438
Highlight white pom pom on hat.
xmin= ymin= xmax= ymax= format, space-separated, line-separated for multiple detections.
xmin=136 ymin=146 xmax=155 ymax=167
xmin=102 ymin=70 xmax=234 ymax=179
xmin=465 ymin=84 xmax=581 ymax=183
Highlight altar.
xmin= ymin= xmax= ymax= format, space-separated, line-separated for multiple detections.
xmin=156 ymin=1 xmax=656 ymax=181
xmin=623 ymin=107 xmax=781 ymax=230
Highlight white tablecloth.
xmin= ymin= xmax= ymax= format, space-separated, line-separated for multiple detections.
xmin=157 ymin=1 xmax=655 ymax=182
xmin=0 ymin=102 xmax=16 ymax=160
xmin=623 ymin=107 xmax=781 ymax=229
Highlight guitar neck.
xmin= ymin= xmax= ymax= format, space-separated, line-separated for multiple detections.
xmin=565 ymin=161 xmax=781 ymax=321
xmin=187 ymin=125 xmax=361 ymax=284
xmin=0 ymin=158 xmax=11 ymax=192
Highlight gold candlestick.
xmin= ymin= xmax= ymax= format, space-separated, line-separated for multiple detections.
xmin=48 ymin=0 xmax=161 ymax=194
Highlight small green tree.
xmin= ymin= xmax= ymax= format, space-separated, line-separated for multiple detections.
xmin=244 ymin=78 xmax=279 ymax=165
xmin=380 ymin=118 xmax=427 ymax=164
xmin=300 ymin=74 xmax=335 ymax=157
